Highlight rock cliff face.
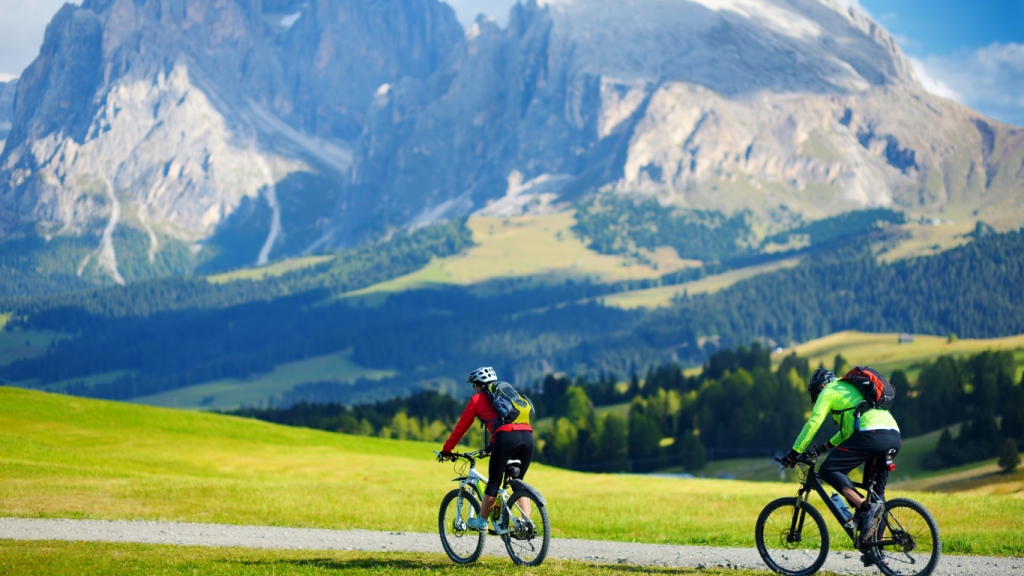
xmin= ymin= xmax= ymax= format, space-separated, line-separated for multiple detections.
xmin=2 ymin=0 xmax=1023 ymax=282
xmin=352 ymin=0 xmax=1024 ymax=232
xmin=0 ymin=0 xmax=462 ymax=277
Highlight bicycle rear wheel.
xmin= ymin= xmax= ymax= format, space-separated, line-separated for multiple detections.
xmin=755 ymin=497 xmax=830 ymax=576
xmin=869 ymin=497 xmax=941 ymax=576
xmin=501 ymin=489 xmax=550 ymax=566
xmin=438 ymin=488 xmax=485 ymax=564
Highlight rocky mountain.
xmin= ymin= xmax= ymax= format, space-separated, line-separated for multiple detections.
xmin=0 ymin=0 xmax=462 ymax=279
xmin=354 ymin=0 xmax=1024 ymax=232
xmin=1 ymin=0 xmax=1022 ymax=285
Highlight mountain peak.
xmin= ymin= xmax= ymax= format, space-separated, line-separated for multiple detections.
xmin=538 ymin=0 xmax=920 ymax=94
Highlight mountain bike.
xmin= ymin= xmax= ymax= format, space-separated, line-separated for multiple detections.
xmin=434 ymin=449 xmax=550 ymax=566
xmin=755 ymin=450 xmax=940 ymax=576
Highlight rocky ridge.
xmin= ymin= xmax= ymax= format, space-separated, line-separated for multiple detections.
xmin=0 ymin=0 xmax=462 ymax=279
xmin=355 ymin=0 xmax=1024 ymax=232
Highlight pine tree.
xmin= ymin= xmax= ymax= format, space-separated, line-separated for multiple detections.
xmin=998 ymin=439 xmax=1020 ymax=473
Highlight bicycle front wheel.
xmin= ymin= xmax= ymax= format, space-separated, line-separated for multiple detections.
xmin=869 ymin=497 xmax=941 ymax=576
xmin=755 ymin=497 xmax=830 ymax=576
xmin=438 ymin=488 xmax=485 ymax=564
xmin=501 ymin=489 xmax=551 ymax=566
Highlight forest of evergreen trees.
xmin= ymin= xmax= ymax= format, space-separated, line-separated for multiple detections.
xmin=3 ymin=227 xmax=1024 ymax=408
xmin=224 ymin=343 xmax=1024 ymax=475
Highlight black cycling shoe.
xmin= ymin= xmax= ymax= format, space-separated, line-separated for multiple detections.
xmin=860 ymin=553 xmax=874 ymax=567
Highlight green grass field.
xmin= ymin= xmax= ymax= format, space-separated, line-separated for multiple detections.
xmin=1 ymin=388 xmax=1021 ymax=556
xmin=128 ymin=349 xmax=395 ymax=411
xmin=877 ymin=222 xmax=975 ymax=264
xmin=206 ymin=255 xmax=335 ymax=284
xmin=655 ymin=423 xmax=975 ymax=485
xmin=0 ymin=542 xmax=768 ymax=576
xmin=598 ymin=258 xmax=803 ymax=309
xmin=29 ymin=369 xmax=139 ymax=393
xmin=346 ymin=213 xmax=699 ymax=298
xmin=0 ymin=325 xmax=65 ymax=368
xmin=777 ymin=331 xmax=1024 ymax=383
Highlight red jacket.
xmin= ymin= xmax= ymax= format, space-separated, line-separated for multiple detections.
xmin=442 ymin=392 xmax=533 ymax=453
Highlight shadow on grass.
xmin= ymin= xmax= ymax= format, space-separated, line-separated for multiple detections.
xmin=232 ymin=555 xmax=769 ymax=574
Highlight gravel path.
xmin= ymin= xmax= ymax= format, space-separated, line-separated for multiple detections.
xmin=1 ymin=518 xmax=1020 ymax=575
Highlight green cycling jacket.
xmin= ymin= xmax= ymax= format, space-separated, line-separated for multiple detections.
xmin=793 ymin=378 xmax=899 ymax=453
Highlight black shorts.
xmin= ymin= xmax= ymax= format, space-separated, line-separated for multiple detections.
xmin=486 ymin=430 xmax=534 ymax=497
xmin=819 ymin=429 xmax=901 ymax=496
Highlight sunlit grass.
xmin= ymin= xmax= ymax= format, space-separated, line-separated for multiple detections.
xmin=877 ymin=222 xmax=975 ymax=264
xmin=127 ymin=349 xmax=395 ymax=410
xmin=347 ymin=213 xmax=699 ymax=297
xmin=776 ymin=330 xmax=1024 ymax=382
xmin=1 ymin=388 xmax=1021 ymax=556
xmin=0 ymin=542 xmax=775 ymax=576
xmin=206 ymin=255 xmax=335 ymax=284
xmin=598 ymin=258 xmax=802 ymax=309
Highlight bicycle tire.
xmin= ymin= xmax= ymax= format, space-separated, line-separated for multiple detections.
xmin=869 ymin=497 xmax=941 ymax=576
xmin=755 ymin=497 xmax=830 ymax=576
xmin=438 ymin=487 xmax=485 ymax=564
xmin=500 ymin=489 xmax=551 ymax=566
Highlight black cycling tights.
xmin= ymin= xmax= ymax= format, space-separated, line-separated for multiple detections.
xmin=820 ymin=429 xmax=901 ymax=496
xmin=486 ymin=430 xmax=534 ymax=497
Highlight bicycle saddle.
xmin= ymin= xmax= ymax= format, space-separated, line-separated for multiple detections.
xmin=505 ymin=460 xmax=522 ymax=479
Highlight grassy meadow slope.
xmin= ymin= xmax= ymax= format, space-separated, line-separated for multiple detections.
xmin=128 ymin=350 xmax=395 ymax=411
xmin=778 ymin=331 xmax=1024 ymax=382
xmin=1 ymin=388 xmax=1021 ymax=556
xmin=345 ymin=212 xmax=699 ymax=298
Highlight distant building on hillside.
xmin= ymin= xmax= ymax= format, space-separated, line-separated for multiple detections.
xmin=898 ymin=334 xmax=914 ymax=344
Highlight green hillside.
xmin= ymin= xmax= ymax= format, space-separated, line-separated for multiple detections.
xmin=1 ymin=387 xmax=1022 ymax=556
xmin=780 ymin=331 xmax=1024 ymax=383
xmin=129 ymin=349 xmax=395 ymax=411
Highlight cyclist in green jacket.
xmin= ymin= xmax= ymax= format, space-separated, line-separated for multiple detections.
xmin=780 ymin=368 xmax=901 ymax=548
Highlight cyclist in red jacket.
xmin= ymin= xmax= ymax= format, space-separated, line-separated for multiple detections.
xmin=438 ymin=367 xmax=534 ymax=531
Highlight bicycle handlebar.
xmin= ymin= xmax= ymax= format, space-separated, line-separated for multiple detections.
xmin=433 ymin=449 xmax=489 ymax=463
xmin=774 ymin=453 xmax=817 ymax=466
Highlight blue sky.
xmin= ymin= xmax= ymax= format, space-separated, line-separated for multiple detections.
xmin=2 ymin=0 xmax=1021 ymax=125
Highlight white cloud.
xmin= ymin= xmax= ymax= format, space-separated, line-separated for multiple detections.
xmin=914 ymin=42 xmax=1024 ymax=127
xmin=0 ymin=72 xmax=18 ymax=83
xmin=0 ymin=0 xmax=79 ymax=79
xmin=909 ymin=57 xmax=961 ymax=101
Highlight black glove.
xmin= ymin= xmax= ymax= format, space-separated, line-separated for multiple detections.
xmin=780 ymin=449 xmax=800 ymax=468
xmin=809 ymin=443 xmax=830 ymax=458
xmin=437 ymin=451 xmax=455 ymax=462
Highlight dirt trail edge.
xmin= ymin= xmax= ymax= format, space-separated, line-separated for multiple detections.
xmin=1 ymin=518 xmax=1018 ymax=575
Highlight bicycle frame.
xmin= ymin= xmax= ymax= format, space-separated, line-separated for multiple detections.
xmin=790 ymin=457 xmax=896 ymax=549
xmin=440 ymin=450 xmax=521 ymax=536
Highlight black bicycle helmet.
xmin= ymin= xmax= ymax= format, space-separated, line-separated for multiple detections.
xmin=808 ymin=368 xmax=835 ymax=403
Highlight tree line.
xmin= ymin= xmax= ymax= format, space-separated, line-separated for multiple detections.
xmin=226 ymin=343 xmax=1023 ymax=477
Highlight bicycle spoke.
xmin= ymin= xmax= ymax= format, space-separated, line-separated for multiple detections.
xmin=503 ymin=492 xmax=549 ymax=565
xmin=439 ymin=489 xmax=484 ymax=563
xmin=872 ymin=499 xmax=940 ymax=576
xmin=757 ymin=500 xmax=828 ymax=576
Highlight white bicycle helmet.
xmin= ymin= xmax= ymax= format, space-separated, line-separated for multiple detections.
xmin=467 ymin=366 xmax=497 ymax=386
